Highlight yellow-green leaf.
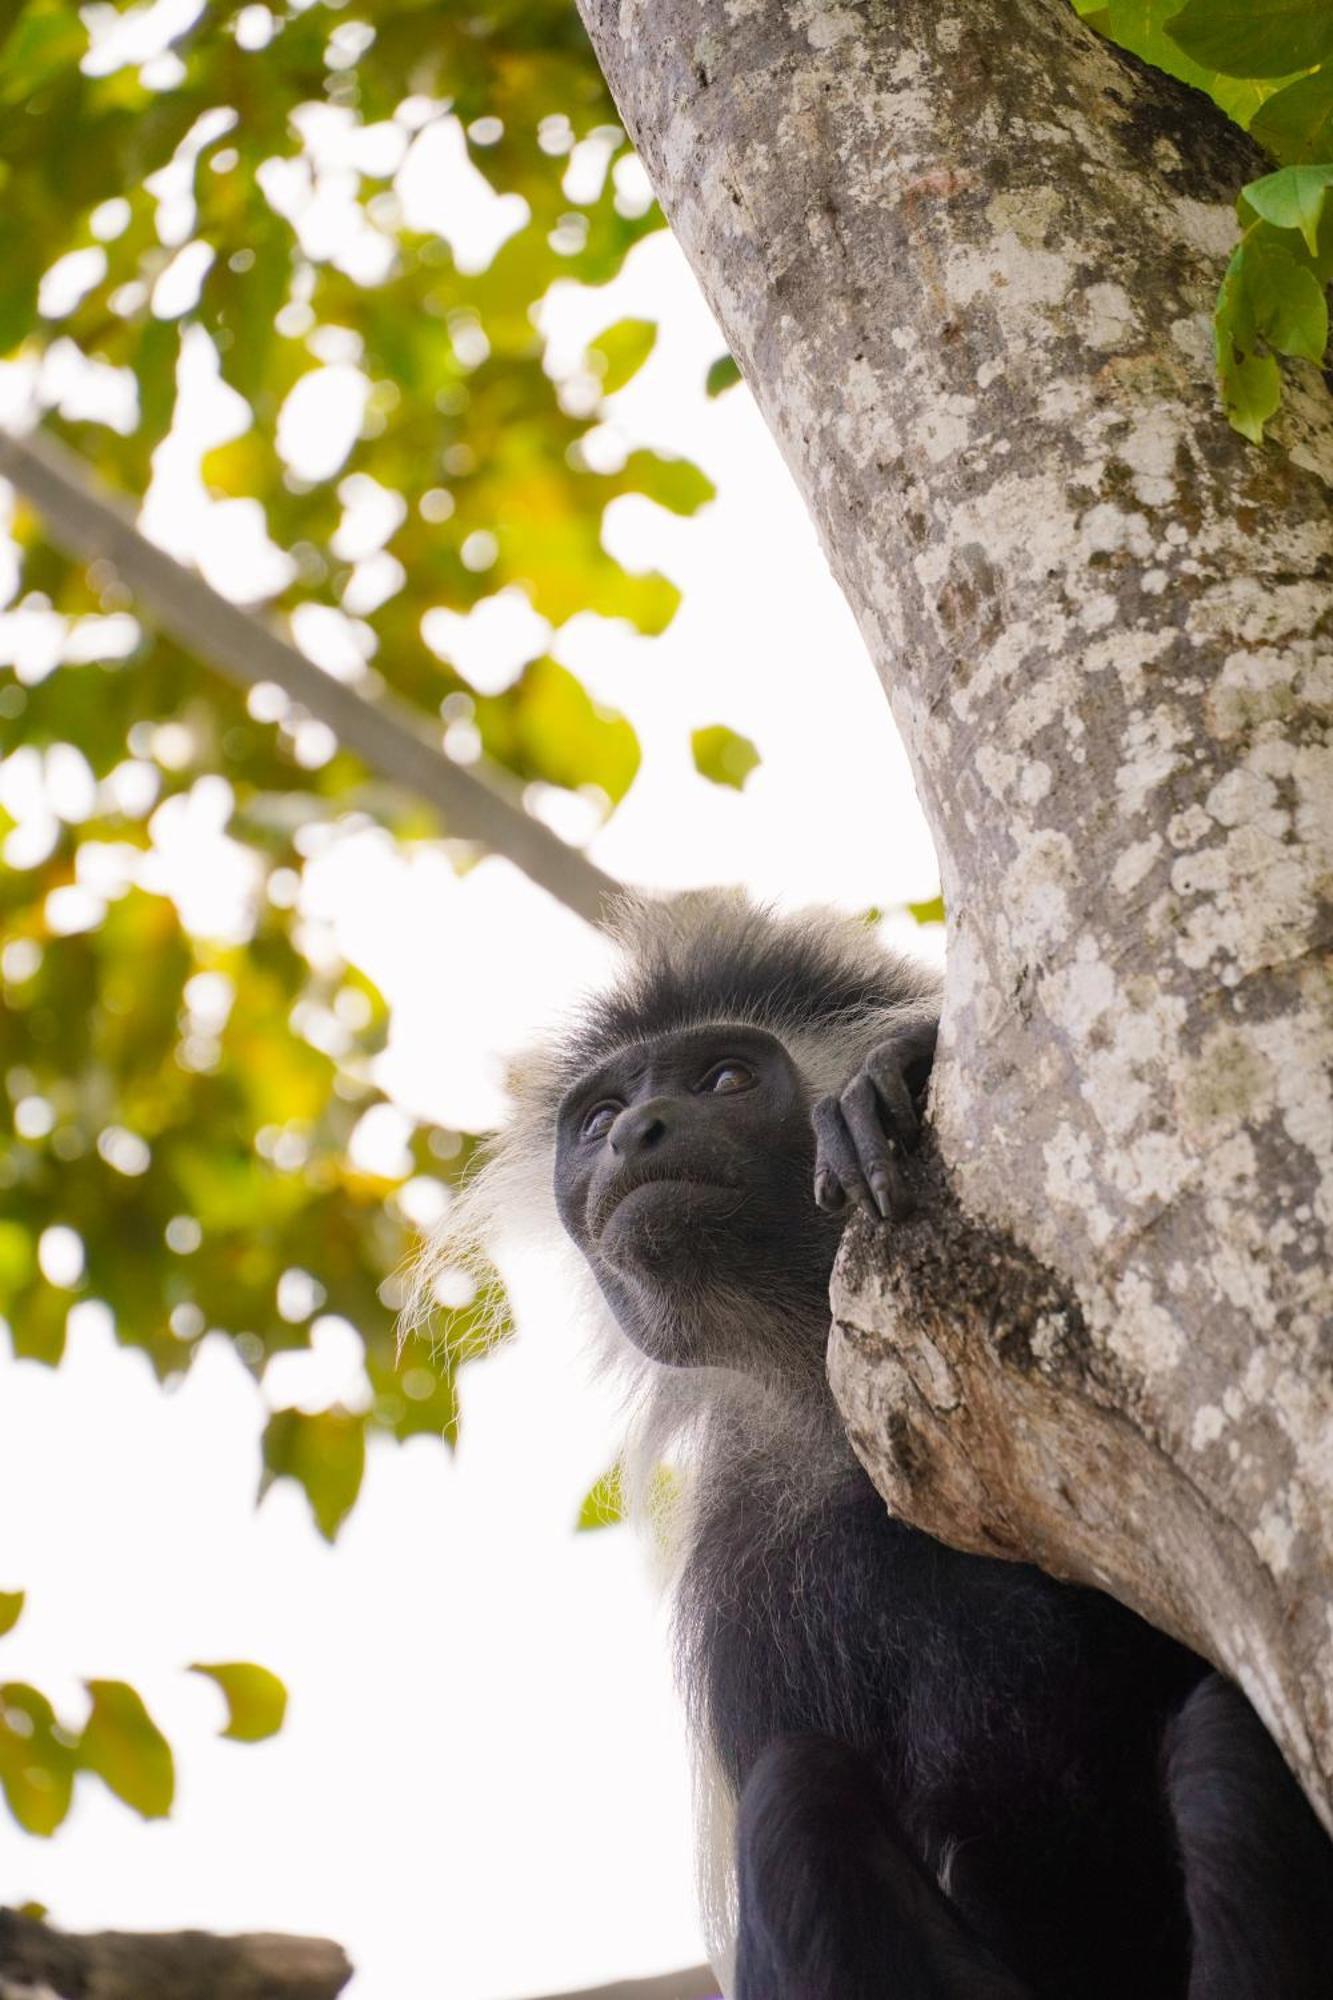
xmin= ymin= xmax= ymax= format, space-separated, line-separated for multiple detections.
xmin=1218 ymin=347 xmax=1283 ymax=443
xmin=189 ymin=1662 xmax=288 ymax=1743
xmin=79 ymin=1680 xmax=174 ymax=1820
xmin=0 ymin=1683 xmax=75 ymax=1836
xmin=0 ymin=1593 xmax=24 ymax=1640
xmin=587 ymin=317 xmax=657 ymax=394
xmin=1243 ymin=164 xmax=1333 ymax=254
xmin=577 ymin=1462 xmax=625 ymax=1532
xmin=906 ymin=893 xmax=947 ymax=927
xmin=691 ymin=724 xmax=761 ymax=791
xmin=261 ymin=1405 xmax=366 ymax=1542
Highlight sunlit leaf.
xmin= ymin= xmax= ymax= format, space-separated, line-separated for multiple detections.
xmin=78 ymin=1680 xmax=173 ymax=1820
xmin=0 ymin=1594 xmax=24 ymax=1640
xmin=189 ymin=1662 xmax=288 ymax=1743
xmin=691 ymin=724 xmax=761 ymax=791
xmin=577 ymin=1462 xmax=626 ymax=1532
xmin=261 ymin=1405 xmax=366 ymax=1543
xmin=474 ymin=657 xmax=640 ymax=803
xmin=0 ymin=1683 xmax=75 ymax=1836
xmin=587 ymin=316 xmax=657 ymax=394
xmin=906 ymin=893 xmax=947 ymax=927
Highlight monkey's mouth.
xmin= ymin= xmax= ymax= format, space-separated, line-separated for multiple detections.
xmin=594 ymin=1173 xmax=744 ymax=1244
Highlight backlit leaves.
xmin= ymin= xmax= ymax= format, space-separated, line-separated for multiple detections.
xmin=261 ymin=1404 xmax=368 ymax=1543
xmin=691 ymin=724 xmax=761 ymax=792
xmin=0 ymin=0 xmax=712 ymax=1839
xmin=190 ymin=1662 xmax=289 ymax=1743
xmin=587 ymin=317 xmax=657 ymax=394
xmin=577 ymin=1462 xmax=626 ymax=1531
xmin=0 ymin=1594 xmax=25 ymax=1640
xmin=79 ymin=1680 xmax=174 ymax=1820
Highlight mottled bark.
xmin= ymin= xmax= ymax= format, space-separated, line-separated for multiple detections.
xmin=574 ymin=0 xmax=1333 ymax=1818
xmin=0 ymin=1908 xmax=351 ymax=1999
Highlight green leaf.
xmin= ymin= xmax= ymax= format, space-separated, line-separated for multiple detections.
xmin=705 ymin=353 xmax=742 ymax=397
xmin=906 ymin=893 xmax=947 ymax=927
xmin=0 ymin=1593 xmax=24 ymax=1640
xmin=0 ymin=1221 xmax=35 ymax=1302
xmin=1243 ymin=238 xmax=1329 ymax=360
xmin=78 ymin=1680 xmax=174 ymax=1820
xmin=1217 ymin=346 xmax=1283 ymax=443
xmin=1248 ymin=64 xmax=1333 ymax=164
xmin=1165 ymin=0 xmax=1333 ymax=77
xmin=0 ymin=1683 xmax=76 ymax=1836
xmin=189 ymin=1662 xmax=288 ymax=1743
xmin=1242 ymin=164 xmax=1333 ymax=254
xmin=473 ymin=656 xmax=641 ymax=804
xmin=691 ymin=724 xmax=761 ymax=791
xmin=576 ymin=1462 xmax=625 ymax=1532
xmin=587 ymin=317 xmax=657 ymax=394
xmin=622 ymin=449 xmax=716 ymax=517
xmin=261 ymin=1406 xmax=366 ymax=1542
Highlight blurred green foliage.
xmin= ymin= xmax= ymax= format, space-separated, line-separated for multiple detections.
xmin=0 ymin=0 xmax=718 ymax=1833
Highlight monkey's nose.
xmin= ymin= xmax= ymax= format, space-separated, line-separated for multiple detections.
xmin=609 ymin=1101 xmax=669 ymax=1156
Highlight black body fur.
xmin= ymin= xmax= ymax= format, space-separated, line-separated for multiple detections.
xmin=466 ymin=896 xmax=1333 ymax=1997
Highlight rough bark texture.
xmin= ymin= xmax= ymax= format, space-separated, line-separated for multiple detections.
xmin=0 ymin=1909 xmax=352 ymax=1999
xmin=574 ymin=0 xmax=1333 ymax=1818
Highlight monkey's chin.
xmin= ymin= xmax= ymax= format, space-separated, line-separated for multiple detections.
xmin=596 ymin=1178 xmax=741 ymax=1279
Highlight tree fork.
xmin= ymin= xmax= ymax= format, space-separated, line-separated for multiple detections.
xmin=574 ymin=0 xmax=1333 ymax=1818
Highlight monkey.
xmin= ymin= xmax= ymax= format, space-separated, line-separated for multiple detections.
xmin=419 ymin=891 xmax=1333 ymax=1998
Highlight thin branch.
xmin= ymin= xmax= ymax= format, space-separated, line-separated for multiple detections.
xmin=530 ymin=1966 xmax=719 ymax=2000
xmin=0 ymin=1908 xmax=352 ymax=2000
xmin=0 ymin=426 xmax=621 ymax=927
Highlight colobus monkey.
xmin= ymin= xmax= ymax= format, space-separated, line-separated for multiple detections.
xmin=425 ymin=893 xmax=1333 ymax=1998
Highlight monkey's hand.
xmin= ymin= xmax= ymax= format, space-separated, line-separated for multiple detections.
xmin=812 ymin=1007 xmax=938 ymax=1223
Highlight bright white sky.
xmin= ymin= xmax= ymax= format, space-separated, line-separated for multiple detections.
xmin=0 ymin=65 xmax=942 ymax=2000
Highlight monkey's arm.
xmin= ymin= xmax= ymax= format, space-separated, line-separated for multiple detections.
xmin=811 ymin=1003 xmax=938 ymax=1222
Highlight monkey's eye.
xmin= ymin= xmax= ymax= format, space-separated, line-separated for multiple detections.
xmin=581 ymin=1102 xmax=620 ymax=1142
xmin=699 ymin=1061 xmax=754 ymax=1095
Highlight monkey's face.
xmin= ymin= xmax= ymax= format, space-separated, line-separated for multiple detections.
xmin=553 ymin=1025 xmax=841 ymax=1368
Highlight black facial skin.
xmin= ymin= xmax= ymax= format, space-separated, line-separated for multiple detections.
xmin=554 ymin=1025 xmax=843 ymax=1368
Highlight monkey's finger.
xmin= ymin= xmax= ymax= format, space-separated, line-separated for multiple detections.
xmin=812 ymin=1095 xmax=878 ymax=1220
xmin=863 ymin=1043 xmax=920 ymax=1149
xmin=840 ymin=1071 xmax=911 ymax=1221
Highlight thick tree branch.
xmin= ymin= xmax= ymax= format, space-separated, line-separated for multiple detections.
xmin=575 ymin=0 xmax=1333 ymax=1820
xmin=0 ymin=426 xmax=619 ymax=927
xmin=0 ymin=1908 xmax=351 ymax=2000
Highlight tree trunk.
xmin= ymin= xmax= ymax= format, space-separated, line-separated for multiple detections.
xmin=573 ymin=0 xmax=1333 ymax=1821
